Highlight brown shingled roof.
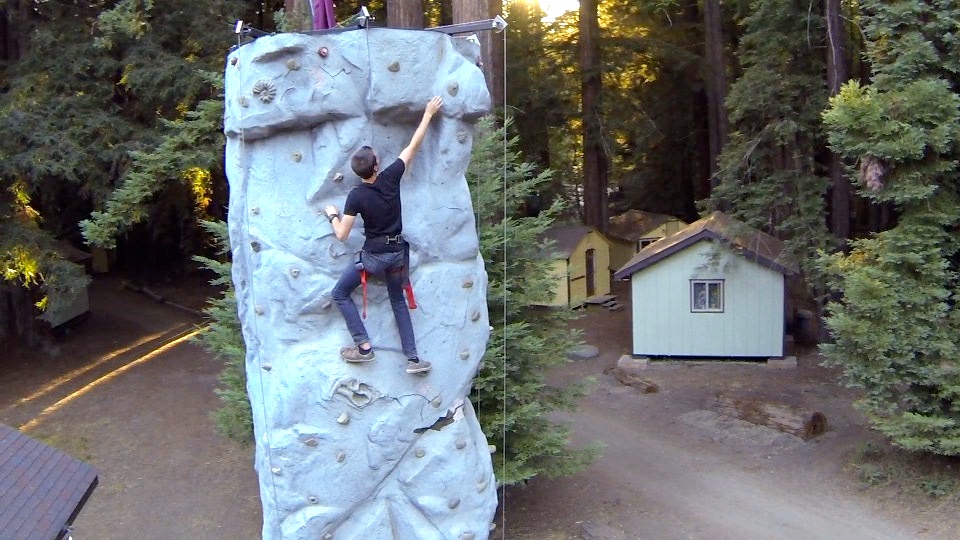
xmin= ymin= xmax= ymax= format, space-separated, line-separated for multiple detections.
xmin=0 ymin=423 xmax=98 ymax=540
xmin=607 ymin=210 xmax=679 ymax=242
xmin=538 ymin=225 xmax=596 ymax=260
xmin=614 ymin=211 xmax=799 ymax=279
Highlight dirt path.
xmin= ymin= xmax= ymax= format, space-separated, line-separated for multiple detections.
xmin=2 ymin=277 xmax=958 ymax=539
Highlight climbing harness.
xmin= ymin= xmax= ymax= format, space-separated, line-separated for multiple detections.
xmin=355 ymin=246 xmax=417 ymax=320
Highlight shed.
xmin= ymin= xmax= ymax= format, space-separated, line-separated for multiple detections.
xmin=0 ymin=423 xmax=98 ymax=540
xmin=537 ymin=225 xmax=612 ymax=308
xmin=614 ymin=211 xmax=798 ymax=358
xmin=607 ymin=210 xmax=687 ymax=274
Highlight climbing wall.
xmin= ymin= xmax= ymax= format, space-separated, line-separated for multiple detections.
xmin=223 ymin=28 xmax=496 ymax=540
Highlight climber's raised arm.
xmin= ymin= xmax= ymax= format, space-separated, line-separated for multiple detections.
xmin=397 ymin=96 xmax=443 ymax=169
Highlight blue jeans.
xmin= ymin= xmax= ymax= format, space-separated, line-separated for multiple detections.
xmin=332 ymin=249 xmax=418 ymax=359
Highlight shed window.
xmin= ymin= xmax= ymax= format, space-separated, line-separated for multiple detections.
xmin=691 ymin=280 xmax=724 ymax=312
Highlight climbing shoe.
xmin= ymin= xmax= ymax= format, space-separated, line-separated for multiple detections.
xmin=341 ymin=346 xmax=375 ymax=363
xmin=406 ymin=359 xmax=432 ymax=374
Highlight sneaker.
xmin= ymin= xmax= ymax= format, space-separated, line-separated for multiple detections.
xmin=341 ymin=346 xmax=375 ymax=363
xmin=406 ymin=359 xmax=432 ymax=374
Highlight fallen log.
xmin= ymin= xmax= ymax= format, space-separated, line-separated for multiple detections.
xmin=712 ymin=392 xmax=827 ymax=440
xmin=611 ymin=368 xmax=659 ymax=394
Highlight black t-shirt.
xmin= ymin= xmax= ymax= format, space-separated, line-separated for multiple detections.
xmin=343 ymin=158 xmax=405 ymax=252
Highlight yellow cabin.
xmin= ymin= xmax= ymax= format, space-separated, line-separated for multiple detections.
xmin=607 ymin=210 xmax=687 ymax=276
xmin=537 ymin=225 xmax=612 ymax=308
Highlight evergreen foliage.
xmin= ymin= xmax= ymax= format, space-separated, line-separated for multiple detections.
xmin=469 ymin=117 xmax=598 ymax=485
xmin=193 ymin=220 xmax=252 ymax=443
xmin=820 ymin=0 xmax=960 ymax=455
xmin=707 ymin=0 xmax=834 ymax=278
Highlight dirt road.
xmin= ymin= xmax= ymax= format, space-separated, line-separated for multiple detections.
xmin=2 ymin=277 xmax=957 ymax=539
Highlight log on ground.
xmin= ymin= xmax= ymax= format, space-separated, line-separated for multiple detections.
xmin=711 ymin=392 xmax=827 ymax=440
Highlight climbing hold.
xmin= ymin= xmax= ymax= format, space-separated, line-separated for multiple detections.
xmin=488 ymin=445 xmax=497 ymax=453
xmin=448 ymin=498 xmax=461 ymax=510
xmin=321 ymin=300 xmax=332 ymax=310
xmin=447 ymin=81 xmax=459 ymax=97
xmin=337 ymin=412 xmax=350 ymax=425
xmin=292 ymin=152 xmax=302 ymax=162
xmin=471 ymin=311 xmax=480 ymax=322
xmin=290 ymin=268 xmax=300 ymax=278
xmin=308 ymin=495 xmax=319 ymax=504
xmin=459 ymin=350 xmax=470 ymax=360
xmin=476 ymin=480 xmax=487 ymax=492
xmin=457 ymin=131 xmax=468 ymax=143
xmin=322 ymin=534 xmax=333 ymax=540
xmin=318 ymin=46 xmax=329 ymax=58
xmin=455 ymin=440 xmax=467 ymax=450
xmin=252 ymin=79 xmax=277 ymax=103
xmin=305 ymin=438 xmax=319 ymax=447
xmin=333 ymin=172 xmax=344 ymax=182
xmin=387 ymin=61 xmax=400 ymax=72
xmin=230 ymin=56 xmax=238 ymax=66
xmin=251 ymin=241 xmax=261 ymax=252
xmin=251 ymin=206 xmax=260 ymax=215
xmin=239 ymin=95 xmax=249 ymax=108
xmin=490 ymin=522 xmax=497 ymax=531
xmin=286 ymin=59 xmax=301 ymax=70
xmin=431 ymin=396 xmax=442 ymax=408
xmin=459 ymin=533 xmax=475 ymax=540
xmin=336 ymin=451 xmax=345 ymax=462
xmin=462 ymin=279 xmax=474 ymax=288
xmin=262 ymin=363 xmax=272 ymax=371
xmin=255 ymin=306 xmax=265 ymax=316
xmin=415 ymin=448 xmax=425 ymax=458
xmin=271 ymin=467 xmax=282 ymax=476
xmin=489 ymin=326 xmax=494 ymax=332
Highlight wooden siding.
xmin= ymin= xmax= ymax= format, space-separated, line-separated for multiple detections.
xmin=609 ymin=238 xmax=635 ymax=275
xmin=567 ymin=230 xmax=611 ymax=306
xmin=538 ymin=231 xmax=611 ymax=307
xmin=630 ymin=240 xmax=784 ymax=357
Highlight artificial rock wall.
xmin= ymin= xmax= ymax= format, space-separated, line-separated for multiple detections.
xmin=223 ymin=28 xmax=497 ymax=540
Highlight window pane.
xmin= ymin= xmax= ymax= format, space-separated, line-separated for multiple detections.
xmin=708 ymin=282 xmax=721 ymax=309
xmin=693 ymin=282 xmax=706 ymax=310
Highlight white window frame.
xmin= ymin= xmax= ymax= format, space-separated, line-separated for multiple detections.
xmin=690 ymin=279 xmax=724 ymax=313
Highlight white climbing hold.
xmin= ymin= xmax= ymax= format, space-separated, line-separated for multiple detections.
xmin=255 ymin=306 xmax=265 ymax=316
xmin=431 ymin=396 xmax=442 ymax=408
xmin=337 ymin=412 xmax=349 ymax=425
xmin=456 ymin=440 xmax=467 ymax=450
xmin=262 ymin=363 xmax=272 ymax=371
xmin=448 ymin=498 xmax=461 ymax=509
xmin=305 ymin=438 xmax=319 ymax=447
xmin=415 ymin=448 xmax=425 ymax=458
xmin=471 ymin=311 xmax=480 ymax=322
xmin=462 ymin=278 xmax=474 ymax=288
xmin=488 ymin=444 xmax=496 ymax=454
xmin=308 ymin=495 xmax=319 ymax=504
xmin=271 ymin=467 xmax=282 ymax=476
xmin=336 ymin=451 xmax=345 ymax=462
xmin=290 ymin=268 xmax=300 ymax=278
xmin=476 ymin=479 xmax=487 ymax=492
xmin=251 ymin=206 xmax=260 ymax=215
xmin=460 ymin=350 xmax=470 ymax=360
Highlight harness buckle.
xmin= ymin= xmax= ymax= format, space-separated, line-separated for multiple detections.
xmin=385 ymin=234 xmax=403 ymax=244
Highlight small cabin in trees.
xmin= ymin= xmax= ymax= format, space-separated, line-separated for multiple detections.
xmin=538 ymin=225 xmax=612 ymax=308
xmin=607 ymin=210 xmax=687 ymax=275
xmin=614 ymin=212 xmax=797 ymax=358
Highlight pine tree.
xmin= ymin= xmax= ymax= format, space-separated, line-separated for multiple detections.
xmin=820 ymin=0 xmax=960 ymax=455
xmin=193 ymin=221 xmax=252 ymax=443
xmin=707 ymin=0 xmax=834 ymax=279
xmin=469 ymin=117 xmax=598 ymax=485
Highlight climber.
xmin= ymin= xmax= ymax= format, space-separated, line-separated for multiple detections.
xmin=325 ymin=95 xmax=443 ymax=374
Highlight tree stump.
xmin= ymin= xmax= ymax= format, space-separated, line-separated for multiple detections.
xmin=712 ymin=392 xmax=827 ymax=440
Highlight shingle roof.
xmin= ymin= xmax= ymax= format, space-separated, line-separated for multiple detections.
xmin=614 ymin=211 xmax=799 ymax=279
xmin=538 ymin=224 xmax=596 ymax=260
xmin=0 ymin=423 xmax=98 ymax=540
xmin=607 ymin=210 xmax=680 ymax=242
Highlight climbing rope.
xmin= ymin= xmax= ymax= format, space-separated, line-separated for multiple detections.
xmin=499 ymin=26 xmax=509 ymax=540
xmin=235 ymin=31 xmax=284 ymax=540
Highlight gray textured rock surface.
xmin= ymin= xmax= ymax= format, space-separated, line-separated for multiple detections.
xmin=224 ymin=28 xmax=496 ymax=540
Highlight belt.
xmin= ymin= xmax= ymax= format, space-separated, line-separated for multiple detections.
xmin=364 ymin=234 xmax=405 ymax=252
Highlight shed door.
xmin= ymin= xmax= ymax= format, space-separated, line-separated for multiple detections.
xmin=586 ymin=248 xmax=596 ymax=297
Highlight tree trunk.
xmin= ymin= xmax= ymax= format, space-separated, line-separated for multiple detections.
xmin=284 ymin=0 xmax=313 ymax=31
xmin=453 ymin=0 xmax=503 ymax=106
xmin=826 ymin=0 xmax=851 ymax=243
xmin=579 ymin=0 xmax=608 ymax=232
xmin=388 ymin=0 xmax=424 ymax=28
xmin=712 ymin=392 xmax=828 ymax=440
xmin=703 ymin=0 xmax=729 ymax=191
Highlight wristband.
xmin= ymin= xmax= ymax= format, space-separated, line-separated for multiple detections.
xmin=327 ymin=213 xmax=338 ymax=223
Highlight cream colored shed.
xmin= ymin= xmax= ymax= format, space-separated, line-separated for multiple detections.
xmin=614 ymin=212 xmax=797 ymax=358
xmin=607 ymin=210 xmax=687 ymax=275
xmin=538 ymin=225 xmax=612 ymax=308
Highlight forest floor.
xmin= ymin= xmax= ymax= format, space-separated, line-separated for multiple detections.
xmin=3 ymin=276 xmax=960 ymax=539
